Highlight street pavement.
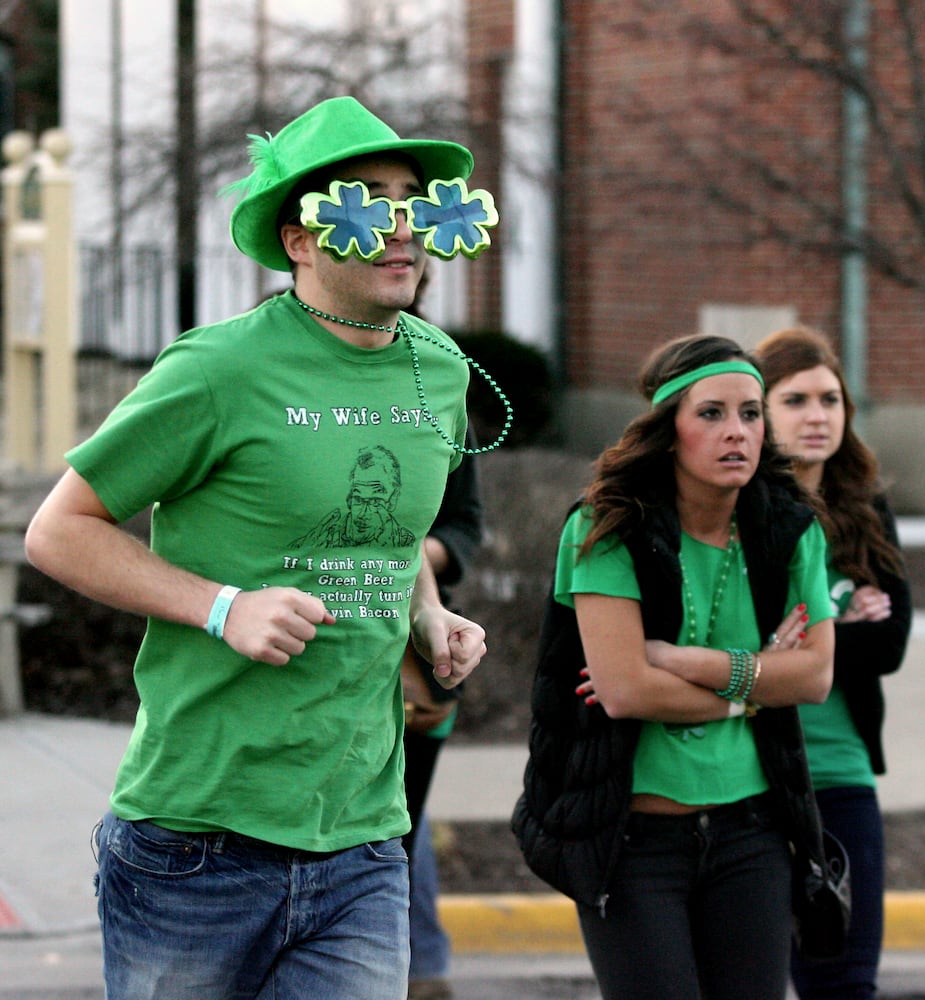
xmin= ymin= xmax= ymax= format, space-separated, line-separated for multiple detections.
xmin=1 ymin=603 xmax=925 ymax=995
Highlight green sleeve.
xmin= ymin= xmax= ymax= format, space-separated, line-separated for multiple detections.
xmin=787 ymin=519 xmax=835 ymax=626
xmin=66 ymin=336 xmax=222 ymax=522
xmin=554 ymin=507 xmax=641 ymax=608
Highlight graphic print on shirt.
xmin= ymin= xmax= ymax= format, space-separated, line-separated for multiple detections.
xmin=288 ymin=444 xmax=415 ymax=549
xmin=830 ymin=577 xmax=855 ymax=617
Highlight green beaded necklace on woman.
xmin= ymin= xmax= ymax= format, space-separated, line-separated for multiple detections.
xmin=292 ymin=293 xmax=514 ymax=455
xmin=679 ymin=512 xmax=738 ymax=648
xmin=667 ymin=512 xmax=751 ymax=738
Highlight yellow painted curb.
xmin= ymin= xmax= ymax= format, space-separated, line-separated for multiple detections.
xmin=884 ymin=891 xmax=925 ymax=951
xmin=438 ymin=891 xmax=925 ymax=954
xmin=438 ymin=894 xmax=583 ymax=954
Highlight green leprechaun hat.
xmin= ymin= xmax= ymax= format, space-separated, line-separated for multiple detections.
xmin=226 ymin=96 xmax=475 ymax=271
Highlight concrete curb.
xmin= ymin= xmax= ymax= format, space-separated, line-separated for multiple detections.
xmin=438 ymin=892 xmax=925 ymax=954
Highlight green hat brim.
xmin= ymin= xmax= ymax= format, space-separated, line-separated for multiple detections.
xmin=228 ymin=99 xmax=474 ymax=271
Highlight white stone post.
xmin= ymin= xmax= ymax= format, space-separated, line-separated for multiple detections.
xmin=2 ymin=128 xmax=78 ymax=473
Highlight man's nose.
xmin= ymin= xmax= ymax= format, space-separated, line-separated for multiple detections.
xmin=390 ymin=208 xmax=413 ymax=242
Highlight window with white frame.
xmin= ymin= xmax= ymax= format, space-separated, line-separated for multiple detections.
xmin=699 ymin=304 xmax=798 ymax=350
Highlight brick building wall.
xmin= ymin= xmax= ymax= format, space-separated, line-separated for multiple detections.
xmin=465 ymin=0 xmax=925 ymax=455
xmin=465 ymin=0 xmax=513 ymax=332
xmin=863 ymin=2 xmax=925 ymax=401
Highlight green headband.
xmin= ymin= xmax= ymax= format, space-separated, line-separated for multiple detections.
xmin=651 ymin=360 xmax=765 ymax=407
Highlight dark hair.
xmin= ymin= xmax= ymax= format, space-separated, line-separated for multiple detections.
xmin=754 ymin=325 xmax=905 ymax=582
xmin=581 ymin=334 xmax=797 ymax=555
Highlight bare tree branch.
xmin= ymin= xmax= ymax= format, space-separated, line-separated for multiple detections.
xmin=604 ymin=0 xmax=925 ymax=291
xmin=80 ymin=3 xmax=471 ymax=233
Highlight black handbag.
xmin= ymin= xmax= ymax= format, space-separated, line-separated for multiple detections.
xmin=793 ymin=829 xmax=852 ymax=960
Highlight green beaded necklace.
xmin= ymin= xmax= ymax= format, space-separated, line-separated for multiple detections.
xmin=292 ymin=294 xmax=514 ymax=455
xmin=679 ymin=512 xmax=738 ymax=647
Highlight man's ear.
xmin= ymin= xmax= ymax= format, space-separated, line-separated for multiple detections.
xmin=280 ymin=224 xmax=315 ymax=266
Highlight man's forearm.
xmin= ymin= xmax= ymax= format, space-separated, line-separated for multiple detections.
xmin=25 ymin=468 xmax=219 ymax=628
xmin=27 ymin=507 xmax=219 ymax=628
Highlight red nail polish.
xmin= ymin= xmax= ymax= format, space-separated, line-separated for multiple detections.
xmin=799 ymin=631 xmax=806 ymax=640
xmin=801 ymin=614 xmax=809 ymax=623
xmin=798 ymin=603 xmax=807 ymax=611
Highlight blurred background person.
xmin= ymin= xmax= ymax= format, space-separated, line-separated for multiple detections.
xmin=402 ymin=448 xmax=482 ymax=999
xmin=755 ymin=326 xmax=912 ymax=1000
xmin=403 ymin=269 xmax=484 ymax=1000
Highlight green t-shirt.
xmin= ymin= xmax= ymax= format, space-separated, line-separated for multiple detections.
xmin=67 ymin=292 xmax=468 ymax=851
xmin=799 ymin=564 xmax=875 ymax=790
xmin=555 ymin=507 xmax=832 ymax=805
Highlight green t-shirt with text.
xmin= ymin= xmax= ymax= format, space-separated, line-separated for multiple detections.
xmin=67 ymin=292 xmax=468 ymax=851
xmin=799 ymin=564 xmax=875 ymax=789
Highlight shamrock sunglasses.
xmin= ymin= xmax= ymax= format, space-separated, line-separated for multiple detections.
xmin=298 ymin=177 xmax=499 ymax=262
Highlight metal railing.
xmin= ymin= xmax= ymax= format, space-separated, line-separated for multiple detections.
xmin=75 ymin=242 xmax=263 ymax=424
xmin=78 ymin=242 xmax=261 ymax=363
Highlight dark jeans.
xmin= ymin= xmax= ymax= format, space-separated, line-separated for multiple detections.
xmin=790 ymin=785 xmax=884 ymax=1000
xmin=577 ymin=794 xmax=793 ymax=1000
xmin=408 ymin=811 xmax=452 ymax=980
xmin=402 ymin=729 xmax=445 ymax=855
xmin=402 ymin=730 xmax=451 ymax=981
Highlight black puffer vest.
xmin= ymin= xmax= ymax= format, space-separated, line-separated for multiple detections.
xmin=512 ymin=475 xmax=828 ymax=915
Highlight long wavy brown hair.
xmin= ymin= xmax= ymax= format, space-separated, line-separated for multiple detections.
xmin=753 ymin=325 xmax=904 ymax=583
xmin=580 ymin=333 xmax=799 ymax=556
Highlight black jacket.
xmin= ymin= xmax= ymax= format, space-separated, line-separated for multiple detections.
xmin=512 ymin=474 xmax=829 ymax=914
xmin=831 ymin=494 xmax=911 ymax=775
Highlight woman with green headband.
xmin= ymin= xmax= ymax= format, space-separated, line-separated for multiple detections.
xmin=514 ymin=333 xmax=837 ymax=1000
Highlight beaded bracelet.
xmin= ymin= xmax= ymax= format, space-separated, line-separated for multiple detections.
xmin=204 ymin=585 xmax=242 ymax=640
xmin=716 ymin=648 xmax=744 ymax=699
xmin=717 ymin=648 xmax=754 ymax=701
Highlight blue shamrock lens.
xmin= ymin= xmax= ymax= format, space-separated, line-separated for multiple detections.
xmin=314 ymin=185 xmax=395 ymax=258
xmin=300 ymin=178 xmax=498 ymax=262
xmin=408 ymin=179 xmax=498 ymax=260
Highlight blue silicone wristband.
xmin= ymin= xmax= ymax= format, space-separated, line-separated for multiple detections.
xmin=205 ymin=585 xmax=242 ymax=640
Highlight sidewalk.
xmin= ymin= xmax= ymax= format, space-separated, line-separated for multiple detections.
xmin=1 ymin=617 xmax=924 ymax=997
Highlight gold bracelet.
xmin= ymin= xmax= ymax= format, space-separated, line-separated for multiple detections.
xmin=744 ymin=655 xmax=763 ymax=717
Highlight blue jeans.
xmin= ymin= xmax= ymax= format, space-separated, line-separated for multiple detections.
xmin=790 ymin=785 xmax=884 ymax=1000
xmin=577 ymin=795 xmax=793 ymax=1000
xmin=409 ymin=812 xmax=451 ymax=980
xmin=94 ymin=813 xmax=410 ymax=1000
